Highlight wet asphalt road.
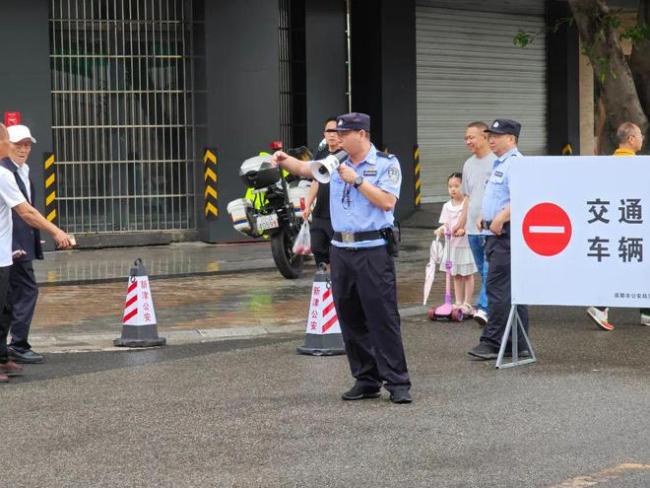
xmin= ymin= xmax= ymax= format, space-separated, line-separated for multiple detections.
xmin=27 ymin=230 xmax=434 ymax=350
xmin=3 ymin=306 xmax=649 ymax=487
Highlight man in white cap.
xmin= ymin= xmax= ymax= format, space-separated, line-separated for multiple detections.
xmin=1 ymin=125 xmax=48 ymax=363
xmin=0 ymin=124 xmax=73 ymax=382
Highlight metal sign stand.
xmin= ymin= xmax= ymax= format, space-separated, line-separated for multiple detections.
xmin=495 ymin=304 xmax=537 ymax=369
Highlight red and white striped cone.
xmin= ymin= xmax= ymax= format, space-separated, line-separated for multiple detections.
xmin=296 ymin=267 xmax=345 ymax=356
xmin=114 ymin=259 xmax=166 ymax=347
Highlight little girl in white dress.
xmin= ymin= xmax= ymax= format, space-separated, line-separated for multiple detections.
xmin=434 ymin=172 xmax=478 ymax=315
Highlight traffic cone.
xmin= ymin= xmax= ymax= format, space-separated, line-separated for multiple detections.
xmin=114 ymin=258 xmax=166 ymax=347
xmin=296 ymin=266 xmax=345 ymax=356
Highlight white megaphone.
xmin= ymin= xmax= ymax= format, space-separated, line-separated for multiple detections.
xmin=309 ymin=151 xmax=349 ymax=184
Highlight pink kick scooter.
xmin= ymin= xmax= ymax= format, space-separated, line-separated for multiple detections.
xmin=428 ymin=227 xmax=464 ymax=322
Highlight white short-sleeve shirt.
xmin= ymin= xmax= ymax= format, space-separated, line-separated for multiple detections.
xmin=0 ymin=166 xmax=27 ymax=266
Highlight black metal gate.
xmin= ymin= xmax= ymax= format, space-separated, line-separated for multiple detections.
xmin=49 ymin=0 xmax=196 ymax=234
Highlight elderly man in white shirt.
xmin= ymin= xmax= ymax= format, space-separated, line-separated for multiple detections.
xmin=0 ymin=124 xmax=73 ymax=383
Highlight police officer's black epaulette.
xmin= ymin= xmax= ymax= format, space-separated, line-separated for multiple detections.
xmin=376 ymin=151 xmax=394 ymax=159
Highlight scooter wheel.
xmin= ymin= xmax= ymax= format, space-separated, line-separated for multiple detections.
xmin=451 ymin=309 xmax=464 ymax=322
xmin=427 ymin=308 xmax=437 ymax=321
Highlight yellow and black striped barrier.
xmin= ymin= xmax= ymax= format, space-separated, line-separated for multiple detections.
xmin=562 ymin=144 xmax=573 ymax=155
xmin=203 ymin=148 xmax=218 ymax=219
xmin=414 ymin=145 xmax=421 ymax=207
xmin=43 ymin=152 xmax=57 ymax=224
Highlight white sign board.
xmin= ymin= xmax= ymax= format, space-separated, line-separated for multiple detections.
xmin=511 ymin=156 xmax=650 ymax=307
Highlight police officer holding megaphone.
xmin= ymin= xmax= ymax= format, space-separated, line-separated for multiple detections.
xmin=272 ymin=112 xmax=412 ymax=404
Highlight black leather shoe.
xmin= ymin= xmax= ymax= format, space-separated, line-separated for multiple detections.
xmin=8 ymin=347 xmax=44 ymax=364
xmin=341 ymin=384 xmax=381 ymax=401
xmin=389 ymin=390 xmax=412 ymax=404
xmin=467 ymin=343 xmax=499 ymax=360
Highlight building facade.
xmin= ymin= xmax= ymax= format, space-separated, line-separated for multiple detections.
xmin=0 ymin=0 xmax=581 ymax=246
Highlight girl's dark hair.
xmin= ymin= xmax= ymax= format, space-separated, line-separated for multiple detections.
xmin=448 ymin=172 xmax=462 ymax=182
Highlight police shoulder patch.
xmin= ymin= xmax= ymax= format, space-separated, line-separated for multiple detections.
xmin=387 ymin=165 xmax=401 ymax=184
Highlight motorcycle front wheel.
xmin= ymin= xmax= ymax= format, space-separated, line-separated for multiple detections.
xmin=271 ymin=227 xmax=304 ymax=279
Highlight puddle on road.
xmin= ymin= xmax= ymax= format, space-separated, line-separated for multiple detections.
xmin=34 ymin=258 xmax=450 ymax=336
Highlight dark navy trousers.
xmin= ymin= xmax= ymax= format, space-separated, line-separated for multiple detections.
xmin=480 ymin=234 xmax=529 ymax=349
xmin=0 ymin=260 xmax=39 ymax=352
xmin=0 ymin=265 xmax=11 ymax=363
xmin=330 ymin=245 xmax=410 ymax=392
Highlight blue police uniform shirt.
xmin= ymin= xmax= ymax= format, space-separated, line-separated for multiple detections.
xmin=480 ymin=147 xmax=522 ymax=236
xmin=330 ymin=144 xmax=401 ymax=248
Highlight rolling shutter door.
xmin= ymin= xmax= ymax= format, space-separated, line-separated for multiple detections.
xmin=416 ymin=2 xmax=547 ymax=201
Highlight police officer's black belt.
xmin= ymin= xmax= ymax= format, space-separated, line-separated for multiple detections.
xmin=333 ymin=231 xmax=383 ymax=243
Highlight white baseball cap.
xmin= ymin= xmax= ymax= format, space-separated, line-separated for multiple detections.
xmin=7 ymin=124 xmax=36 ymax=144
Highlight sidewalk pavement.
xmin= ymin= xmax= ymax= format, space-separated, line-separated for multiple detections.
xmin=29 ymin=205 xmax=444 ymax=352
xmin=35 ymin=239 xmax=286 ymax=286
xmin=35 ymin=203 xmax=442 ymax=286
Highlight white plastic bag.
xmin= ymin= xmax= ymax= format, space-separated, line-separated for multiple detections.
xmin=292 ymin=221 xmax=312 ymax=255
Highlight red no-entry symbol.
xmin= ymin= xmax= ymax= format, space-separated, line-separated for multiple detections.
xmin=522 ymin=202 xmax=572 ymax=256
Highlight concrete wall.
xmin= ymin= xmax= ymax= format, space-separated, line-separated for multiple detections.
xmin=350 ymin=0 xmax=417 ymax=219
xmin=304 ymin=0 xmax=348 ymax=149
xmin=5 ymin=1 xmax=581 ymax=244
xmin=350 ymin=0 xmax=383 ymax=143
xmin=0 ymin=0 xmax=54 ymax=224
xmin=381 ymin=0 xmax=417 ymax=219
xmin=198 ymin=0 xmax=281 ymax=242
xmin=546 ymin=0 xmax=581 ymax=156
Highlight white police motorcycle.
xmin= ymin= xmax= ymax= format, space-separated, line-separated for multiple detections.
xmin=226 ymin=150 xmax=311 ymax=279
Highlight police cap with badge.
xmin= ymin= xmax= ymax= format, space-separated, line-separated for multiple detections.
xmin=334 ymin=112 xmax=371 ymax=132
xmin=484 ymin=119 xmax=521 ymax=137
xmin=310 ymin=112 xmax=372 ymax=184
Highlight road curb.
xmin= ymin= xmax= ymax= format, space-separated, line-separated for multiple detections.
xmin=30 ymin=305 xmax=429 ymax=354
